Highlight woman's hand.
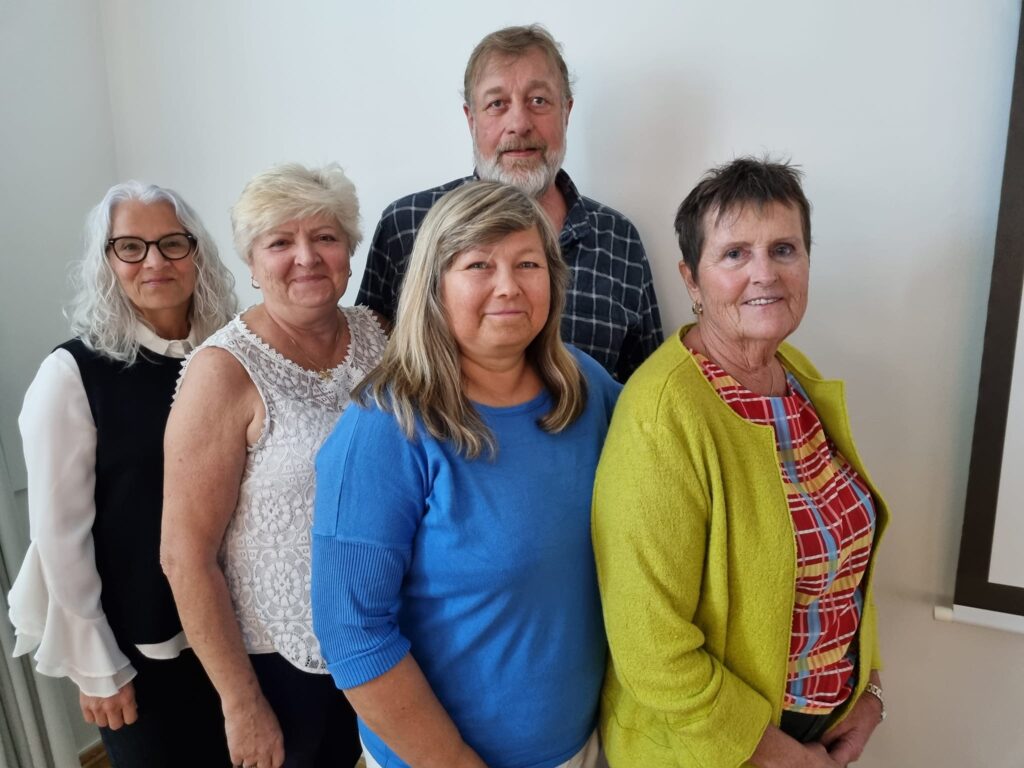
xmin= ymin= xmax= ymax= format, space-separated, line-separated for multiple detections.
xmin=79 ymin=681 xmax=138 ymax=730
xmin=820 ymin=677 xmax=884 ymax=766
xmin=751 ymin=725 xmax=843 ymax=768
xmin=223 ymin=694 xmax=285 ymax=768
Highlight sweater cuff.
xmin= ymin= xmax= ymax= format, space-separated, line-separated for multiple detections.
xmin=327 ymin=637 xmax=411 ymax=690
xmin=671 ymin=669 xmax=773 ymax=768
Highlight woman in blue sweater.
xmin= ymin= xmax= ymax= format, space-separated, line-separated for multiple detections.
xmin=311 ymin=181 xmax=621 ymax=768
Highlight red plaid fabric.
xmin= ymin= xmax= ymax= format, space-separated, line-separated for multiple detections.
xmin=694 ymin=352 xmax=877 ymax=714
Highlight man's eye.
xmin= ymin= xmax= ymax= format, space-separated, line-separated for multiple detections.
xmin=724 ymin=248 xmax=743 ymax=259
xmin=487 ymin=99 xmax=505 ymax=110
xmin=774 ymin=244 xmax=795 ymax=256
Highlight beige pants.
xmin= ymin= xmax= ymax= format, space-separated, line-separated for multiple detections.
xmin=361 ymin=729 xmax=603 ymax=768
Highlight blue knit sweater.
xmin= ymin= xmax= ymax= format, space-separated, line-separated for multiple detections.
xmin=311 ymin=349 xmax=620 ymax=768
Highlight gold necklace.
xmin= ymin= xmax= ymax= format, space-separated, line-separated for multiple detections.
xmin=267 ymin=308 xmax=344 ymax=381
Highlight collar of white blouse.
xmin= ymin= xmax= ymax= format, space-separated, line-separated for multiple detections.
xmin=135 ymin=322 xmax=198 ymax=359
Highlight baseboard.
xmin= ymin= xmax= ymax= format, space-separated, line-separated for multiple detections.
xmin=79 ymin=741 xmax=109 ymax=768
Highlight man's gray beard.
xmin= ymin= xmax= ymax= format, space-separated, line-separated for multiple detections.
xmin=473 ymin=143 xmax=566 ymax=199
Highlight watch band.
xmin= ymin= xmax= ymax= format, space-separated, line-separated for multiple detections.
xmin=864 ymin=682 xmax=886 ymax=722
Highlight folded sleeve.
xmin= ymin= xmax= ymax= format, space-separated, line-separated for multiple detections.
xmin=7 ymin=350 xmax=135 ymax=697
xmin=592 ymin=409 xmax=770 ymax=767
xmin=311 ymin=403 xmax=427 ymax=689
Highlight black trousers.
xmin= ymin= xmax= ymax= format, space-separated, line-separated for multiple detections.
xmin=249 ymin=652 xmax=361 ymax=768
xmin=780 ymin=709 xmax=832 ymax=743
xmin=99 ymin=647 xmax=230 ymax=768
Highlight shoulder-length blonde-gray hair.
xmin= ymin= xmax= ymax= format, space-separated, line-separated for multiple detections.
xmin=66 ymin=181 xmax=237 ymax=363
xmin=355 ymin=180 xmax=586 ymax=459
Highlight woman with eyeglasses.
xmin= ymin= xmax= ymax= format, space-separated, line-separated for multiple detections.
xmin=8 ymin=181 xmax=237 ymax=766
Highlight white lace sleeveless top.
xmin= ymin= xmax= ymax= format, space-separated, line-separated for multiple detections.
xmin=187 ymin=305 xmax=387 ymax=672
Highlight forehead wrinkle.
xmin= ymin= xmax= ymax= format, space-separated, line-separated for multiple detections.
xmin=478 ymin=77 xmax=556 ymax=97
xmin=706 ymin=202 xmax=802 ymax=240
xmin=473 ymin=50 xmax=564 ymax=100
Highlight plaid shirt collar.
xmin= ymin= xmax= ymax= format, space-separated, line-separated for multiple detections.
xmin=469 ymin=168 xmax=592 ymax=246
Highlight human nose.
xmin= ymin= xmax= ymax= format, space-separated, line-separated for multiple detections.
xmin=750 ymin=250 xmax=779 ymax=284
xmin=505 ymin=101 xmax=533 ymax=135
xmin=294 ymin=236 xmax=320 ymax=266
xmin=493 ymin=265 xmax=523 ymax=296
xmin=141 ymin=242 xmax=169 ymax=266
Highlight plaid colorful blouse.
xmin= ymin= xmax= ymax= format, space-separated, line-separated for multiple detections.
xmin=693 ymin=352 xmax=877 ymax=714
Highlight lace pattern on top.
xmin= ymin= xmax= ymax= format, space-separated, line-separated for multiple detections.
xmin=186 ymin=305 xmax=387 ymax=672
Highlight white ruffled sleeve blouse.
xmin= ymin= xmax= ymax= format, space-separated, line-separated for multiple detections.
xmin=7 ymin=327 xmax=195 ymax=697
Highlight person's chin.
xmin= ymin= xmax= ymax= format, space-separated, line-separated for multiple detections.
xmin=288 ymin=287 xmax=340 ymax=308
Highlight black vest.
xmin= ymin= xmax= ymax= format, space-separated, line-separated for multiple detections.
xmin=58 ymin=339 xmax=184 ymax=645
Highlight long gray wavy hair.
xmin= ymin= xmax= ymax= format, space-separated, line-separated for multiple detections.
xmin=66 ymin=181 xmax=237 ymax=362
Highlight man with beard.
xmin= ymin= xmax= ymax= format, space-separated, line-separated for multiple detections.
xmin=357 ymin=24 xmax=663 ymax=380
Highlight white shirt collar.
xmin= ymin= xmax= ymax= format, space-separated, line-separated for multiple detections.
xmin=134 ymin=323 xmax=198 ymax=359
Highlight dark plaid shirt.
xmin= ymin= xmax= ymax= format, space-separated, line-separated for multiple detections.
xmin=356 ymin=171 xmax=663 ymax=380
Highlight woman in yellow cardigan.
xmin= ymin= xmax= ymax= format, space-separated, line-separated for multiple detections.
xmin=592 ymin=158 xmax=889 ymax=768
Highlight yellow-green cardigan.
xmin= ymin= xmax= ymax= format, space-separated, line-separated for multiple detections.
xmin=592 ymin=328 xmax=889 ymax=768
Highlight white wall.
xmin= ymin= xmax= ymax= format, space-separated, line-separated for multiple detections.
xmin=3 ymin=0 xmax=1023 ymax=765
xmin=0 ymin=0 xmax=121 ymax=758
xmin=0 ymin=0 xmax=119 ymax=491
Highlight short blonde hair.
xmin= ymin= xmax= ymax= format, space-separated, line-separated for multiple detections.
xmin=355 ymin=181 xmax=586 ymax=459
xmin=231 ymin=162 xmax=362 ymax=264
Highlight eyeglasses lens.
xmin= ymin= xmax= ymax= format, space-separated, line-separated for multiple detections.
xmin=112 ymin=235 xmax=192 ymax=262
xmin=158 ymin=235 xmax=192 ymax=259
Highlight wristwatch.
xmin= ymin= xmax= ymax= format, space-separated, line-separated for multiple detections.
xmin=864 ymin=682 xmax=886 ymax=722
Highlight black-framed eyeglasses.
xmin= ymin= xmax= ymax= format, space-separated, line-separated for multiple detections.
xmin=105 ymin=233 xmax=197 ymax=263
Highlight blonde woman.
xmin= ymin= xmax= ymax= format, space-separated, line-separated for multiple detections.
xmin=311 ymin=181 xmax=621 ymax=768
xmin=162 ymin=163 xmax=387 ymax=768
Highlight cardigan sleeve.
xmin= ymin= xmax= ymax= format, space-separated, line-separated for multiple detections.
xmin=7 ymin=350 xmax=136 ymax=697
xmin=592 ymin=407 xmax=771 ymax=768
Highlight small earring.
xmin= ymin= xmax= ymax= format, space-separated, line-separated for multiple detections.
xmin=251 ymin=276 xmax=260 ymax=289
xmin=348 ymin=269 xmax=353 ymax=278
xmin=691 ymin=301 xmax=703 ymax=316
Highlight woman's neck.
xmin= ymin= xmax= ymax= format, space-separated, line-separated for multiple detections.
xmin=461 ymin=353 xmax=543 ymax=407
xmin=139 ymin=308 xmax=190 ymax=341
xmin=259 ymin=302 xmax=341 ymax=346
xmin=245 ymin=303 xmax=348 ymax=373
xmin=683 ymin=324 xmax=786 ymax=396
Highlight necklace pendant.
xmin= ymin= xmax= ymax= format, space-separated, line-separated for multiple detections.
xmin=317 ymin=369 xmax=332 ymax=382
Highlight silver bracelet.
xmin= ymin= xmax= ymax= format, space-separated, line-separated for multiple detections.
xmin=864 ymin=682 xmax=886 ymax=722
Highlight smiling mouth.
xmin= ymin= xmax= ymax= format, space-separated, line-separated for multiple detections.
xmin=499 ymin=145 xmax=544 ymax=158
xmin=745 ymin=297 xmax=781 ymax=306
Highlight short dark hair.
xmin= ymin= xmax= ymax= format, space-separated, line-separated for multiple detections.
xmin=463 ymin=25 xmax=573 ymax=109
xmin=674 ymin=157 xmax=812 ymax=278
